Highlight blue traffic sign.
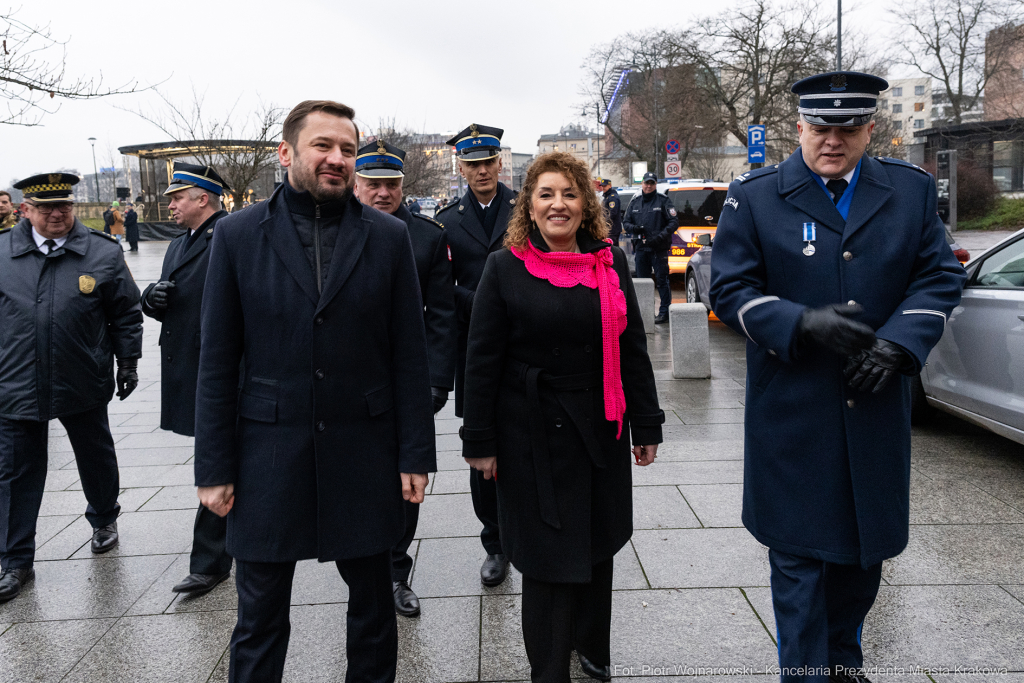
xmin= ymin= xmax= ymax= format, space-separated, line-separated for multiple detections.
xmin=666 ymin=139 xmax=680 ymax=155
xmin=747 ymin=145 xmax=766 ymax=163
xmin=747 ymin=125 xmax=766 ymax=147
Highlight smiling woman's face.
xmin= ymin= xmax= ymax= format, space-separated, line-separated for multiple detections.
xmin=528 ymin=171 xmax=583 ymax=252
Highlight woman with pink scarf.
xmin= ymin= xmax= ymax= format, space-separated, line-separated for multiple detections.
xmin=462 ymin=152 xmax=664 ymax=683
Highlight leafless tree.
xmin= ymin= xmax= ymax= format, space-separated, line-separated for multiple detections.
xmin=126 ymin=88 xmax=283 ymax=209
xmin=370 ymin=118 xmax=451 ymax=198
xmin=1 ymin=9 xmax=146 ymax=126
xmin=891 ymin=0 xmax=1024 ymax=125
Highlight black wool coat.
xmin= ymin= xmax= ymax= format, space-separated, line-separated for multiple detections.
xmin=142 ymin=211 xmax=226 ymax=436
xmin=194 ymin=186 xmax=437 ymax=563
xmin=435 ymin=182 xmax=517 ymax=416
xmin=462 ymin=231 xmax=664 ymax=583
xmin=394 ymin=204 xmax=457 ymax=390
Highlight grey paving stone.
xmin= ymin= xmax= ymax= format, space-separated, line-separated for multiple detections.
xmin=1003 ymin=584 xmax=1024 ymax=603
xmin=63 ymin=611 xmax=235 ymax=683
xmin=110 ymin=424 xmax=162 ymax=435
xmin=126 ymin=553 xmax=192 ymax=616
xmin=0 ymin=555 xmax=176 ymax=621
xmin=34 ymin=514 xmax=79 ymax=548
xmin=863 ymin=585 xmax=1024 ymax=670
xmin=968 ymin=476 xmax=1024 ymax=514
xmin=396 ymin=596 xmax=480 ymax=683
xmin=169 ymin=573 xmax=238 ymax=614
xmin=415 ymin=492 xmax=484 ymax=539
xmin=429 ymin=469 xmax=472 ymax=495
xmin=39 ymin=489 xmax=90 ymax=516
xmin=0 ymin=617 xmax=116 ymax=683
xmin=741 ymin=586 xmax=776 ymax=642
xmin=115 ymin=446 xmax=194 ymax=467
xmin=34 ymin=515 xmax=91 ymax=561
xmin=911 ymin=452 xmax=1024 ymax=483
xmin=45 ymin=451 xmax=75 ymax=470
xmin=46 ymin=434 xmax=77 ymax=452
xmin=908 ymin=478 xmax=1024 ymax=524
xmin=42 ymin=469 xmax=80 ymax=491
xmin=435 ymin=450 xmax=468 ymax=471
xmin=632 ymin=460 xmax=744 ymax=487
xmin=933 ymin=675 xmax=1024 ymax=682
xmin=139 ymin=485 xmax=200 ymax=511
xmin=633 ymin=486 xmax=701 ymax=529
xmin=613 ymin=541 xmax=651 ymax=590
xmin=415 ymin=537 xmax=523 ymax=598
xmin=436 ymin=433 xmax=462 ymax=452
xmin=70 ymin=509 xmax=195 ymax=559
xmin=67 ymin=464 xmax=195 ymax=489
xmin=657 ymin=439 xmax=744 ymax=462
xmin=290 ymin=559 xmax=349 ymax=605
xmin=883 ymin=524 xmax=1024 ymax=585
xmin=115 ymin=431 xmax=195 ymax=450
xmin=662 ymin=422 xmax=746 ymax=442
xmin=118 ymin=486 xmax=162 ymax=512
xmin=481 ymin=593 xmax=528 ymax=681
xmin=679 ymin=484 xmax=744 ymax=528
xmin=114 ymin=412 xmax=164 ymax=427
xmin=434 ymin=418 xmax=461 ymax=435
xmin=633 ymin=529 xmax=770 ymax=588
xmin=676 ymin=408 xmax=746 ymax=425
xmin=280 ymin=603 xmax=347 ymax=682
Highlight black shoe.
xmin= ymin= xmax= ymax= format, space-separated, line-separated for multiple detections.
xmin=392 ymin=580 xmax=421 ymax=617
xmin=0 ymin=567 xmax=34 ymax=602
xmin=480 ymin=553 xmax=509 ymax=587
xmin=830 ymin=673 xmax=871 ymax=683
xmin=90 ymin=522 xmax=118 ymax=553
xmin=577 ymin=653 xmax=612 ymax=682
xmin=654 ymin=313 xmax=669 ymax=324
xmin=172 ymin=571 xmax=230 ymax=595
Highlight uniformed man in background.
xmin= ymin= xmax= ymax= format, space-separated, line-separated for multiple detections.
xmin=623 ymin=171 xmax=677 ymax=324
xmin=0 ymin=191 xmax=16 ymax=230
xmin=709 ymin=72 xmax=966 ymax=683
xmin=353 ymin=139 xmax=457 ymax=617
xmin=0 ymin=173 xmax=142 ymax=603
xmin=599 ymin=178 xmax=623 ymax=245
xmin=436 ymin=123 xmax=516 ymax=587
xmin=141 ymin=163 xmax=233 ymax=597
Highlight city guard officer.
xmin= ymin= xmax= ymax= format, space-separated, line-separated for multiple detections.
xmin=623 ymin=171 xmax=677 ymax=324
xmin=599 ymin=178 xmax=623 ymax=245
xmin=436 ymin=123 xmax=517 ymax=587
xmin=709 ymin=72 xmax=966 ymax=683
xmin=353 ymin=139 xmax=457 ymax=617
xmin=141 ymin=163 xmax=233 ymax=597
xmin=0 ymin=173 xmax=142 ymax=602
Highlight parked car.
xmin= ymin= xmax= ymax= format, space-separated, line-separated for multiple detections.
xmin=914 ymin=227 xmax=1024 ymax=444
xmin=664 ymin=182 xmax=729 ymax=275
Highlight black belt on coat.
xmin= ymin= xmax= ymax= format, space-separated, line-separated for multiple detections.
xmin=505 ymin=358 xmax=604 ymax=530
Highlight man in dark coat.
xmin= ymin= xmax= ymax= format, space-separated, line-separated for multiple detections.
xmin=194 ymin=100 xmax=436 ymax=683
xmin=142 ymin=163 xmax=232 ymax=598
xmin=599 ymin=178 xmax=622 ymax=245
xmin=435 ymin=122 xmax=517 ymax=587
xmin=123 ymin=203 xmax=140 ymax=251
xmin=353 ymin=139 xmax=457 ymax=618
xmin=709 ymin=72 xmax=967 ymax=683
xmin=623 ymin=171 xmax=677 ymax=324
xmin=0 ymin=173 xmax=142 ymax=603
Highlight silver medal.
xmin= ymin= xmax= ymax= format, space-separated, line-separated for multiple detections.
xmin=802 ymin=243 xmax=816 ymax=256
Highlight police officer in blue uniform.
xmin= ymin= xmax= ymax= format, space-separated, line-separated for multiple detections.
xmin=623 ymin=172 xmax=677 ymax=324
xmin=435 ymin=123 xmax=517 ymax=587
xmin=709 ymin=72 xmax=966 ymax=683
xmin=353 ymin=139 xmax=457 ymax=617
xmin=599 ymin=178 xmax=623 ymax=245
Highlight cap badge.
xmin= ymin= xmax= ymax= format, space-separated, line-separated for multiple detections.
xmin=470 ymin=124 xmax=479 ymax=138
xmin=48 ymin=173 xmax=61 ymax=184
xmin=377 ymin=140 xmax=387 ymax=153
xmin=830 ymin=74 xmax=847 ymax=92
xmin=834 ymin=99 xmax=842 ymax=107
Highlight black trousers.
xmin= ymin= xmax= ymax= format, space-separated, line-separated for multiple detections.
xmin=390 ymin=499 xmax=418 ymax=582
xmin=229 ymin=550 xmax=397 ymax=683
xmin=469 ymin=469 xmax=502 ymax=555
xmin=521 ymin=558 xmax=614 ymax=683
xmin=634 ymin=248 xmax=671 ymax=315
xmin=769 ymin=549 xmax=883 ymax=683
xmin=0 ymin=404 xmax=121 ymax=570
xmin=190 ymin=503 xmax=233 ymax=575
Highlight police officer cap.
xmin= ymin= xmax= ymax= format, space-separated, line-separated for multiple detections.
xmin=792 ymin=71 xmax=889 ymax=127
xmin=642 ymin=172 xmax=658 ymax=183
xmin=598 ymin=177 xmax=611 ymax=186
xmin=14 ymin=172 xmax=80 ymax=203
xmin=164 ymin=162 xmax=231 ymax=196
xmin=355 ymin=139 xmax=406 ymax=178
xmin=446 ymin=123 xmax=503 ymax=161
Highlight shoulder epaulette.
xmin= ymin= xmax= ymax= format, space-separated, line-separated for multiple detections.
xmin=875 ymin=156 xmax=928 ymax=174
xmin=733 ymin=164 xmax=780 ymax=184
xmin=435 ymin=203 xmax=458 ymax=221
xmin=91 ymin=229 xmax=118 ymax=242
xmin=413 ymin=213 xmax=445 ymax=231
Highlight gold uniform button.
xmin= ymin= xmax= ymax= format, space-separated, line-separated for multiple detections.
xmin=843 ymin=251 xmax=853 ymax=261
xmin=848 ymin=300 xmax=857 ymax=306
xmin=847 ymin=399 xmax=855 ymax=408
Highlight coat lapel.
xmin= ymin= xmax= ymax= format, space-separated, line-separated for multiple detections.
xmin=778 ymin=150 xmax=845 ymax=236
xmin=259 ymin=186 xmax=320 ymax=305
xmin=457 ymin=193 xmax=491 ymax=248
xmin=172 ymin=212 xmax=223 ymax=274
xmin=315 ymin=196 xmax=370 ymax=313
xmin=490 ymin=184 xmax=514 ymax=248
xmin=842 ymin=156 xmax=894 ymax=240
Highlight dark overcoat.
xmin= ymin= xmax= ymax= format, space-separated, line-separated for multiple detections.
xmin=194 ymin=187 xmax=437 ymax=563
xmin=462 ymin=231 xmax=664 ymax=583
xmin=0 ymin=220 xmax=142 ymax=421
xmin=622 ymin=192 xmax=678 ymax=251
xmin=435 ymin=182 xmax=517 ymax=416
xmin=708 ymin=150 xmax=966 ymax=567
xmin=141 ymin=210 xmax=226 ymax=436
xmin=394 ymin=204 xmax=457 ymax=390
xmin=602 ymin=188 xmax=623 ymax=242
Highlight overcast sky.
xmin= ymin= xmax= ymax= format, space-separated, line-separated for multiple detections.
xmin=5 ymin=0 xmax=899 ymax=186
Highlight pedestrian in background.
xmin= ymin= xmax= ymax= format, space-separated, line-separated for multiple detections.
xmin=599 ymin=178 xmax=622 ymax=246
xmin=0 ymin=191 xmax=16 ymax=229
xmin=462 ymin=152 xmax=664 ymax=683
xmin=709 ymin=71 xmax=967 ymax=683
xmin=102 ymin=204 xmax=114 ymax=234
xmin=123 ymin=203 xmax=139 ymax=251
xmin=623 ymin=172 xmax=677 ymax=324
xmin=110 ymin=202 xmax=124 ymax=245
xmin=0 ymin=173 xmax=142 ymax=603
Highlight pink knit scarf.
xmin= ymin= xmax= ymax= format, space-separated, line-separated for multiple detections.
xmin=511 ymin=238 xmax=629 ymax=438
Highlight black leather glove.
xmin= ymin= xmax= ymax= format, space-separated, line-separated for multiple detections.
xmin=431 ymin=387 xmax=448 ymax=414
xmin=146 ymin=280 xmax=176 ymax=310
xmin=797 ymin=303 xmax=876 ymax=357
xmin=844 ymin=339 xmax=913 ymax=394
xmin=116 ymin=358 xmax=139 ymax=400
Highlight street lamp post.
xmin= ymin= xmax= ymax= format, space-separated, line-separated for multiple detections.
xmin=88 ymin=137 xmax=101 ymax=203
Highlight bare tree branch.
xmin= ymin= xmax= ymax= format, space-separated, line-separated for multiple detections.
xmin=370 ymin=118 xmax=451 ymax=198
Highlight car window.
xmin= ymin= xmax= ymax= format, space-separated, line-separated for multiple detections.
xmin=974 ymin=237 xmax=1024 ymax=288
xmin=665 ymin=189 xmax=728 ymax=227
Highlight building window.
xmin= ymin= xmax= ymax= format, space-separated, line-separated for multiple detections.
xmin=893 ymin=87 xmax=903 ymax=97
xmin=913 ymin=119 xmax=924 ymax=129
xmin=992 ymin=140 xmax=1024 ymax=192
xmin=931 ymin=107 xmax=939 ymax=118
xmin=893 ymin=120 xmax=903 ymax=130
xmin=915 ymin=85 xmax=925 ymax=96
xmin=893 ymin=103 xmax=904 ymax=113
xmin=879 ymin=99 xmax=888 ymax=109
xmin=914 ymin=102 xmax=924 ymax=111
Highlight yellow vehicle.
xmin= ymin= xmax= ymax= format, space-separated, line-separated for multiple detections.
xmin=664 ymin=182 xmax=730 ymax=274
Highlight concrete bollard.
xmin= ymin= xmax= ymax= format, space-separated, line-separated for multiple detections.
xmin=632 ymin=278 xmax=656 ymax=332
xmin=670 ymin=303 xmax=712 ymax=379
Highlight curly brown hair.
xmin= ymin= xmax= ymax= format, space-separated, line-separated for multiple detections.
xmin=504 ymin=151 xmax=608 ymax=249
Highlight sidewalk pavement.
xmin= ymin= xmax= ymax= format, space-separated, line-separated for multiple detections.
xmin=0 ymin=239 xmax=1022 ymax=682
